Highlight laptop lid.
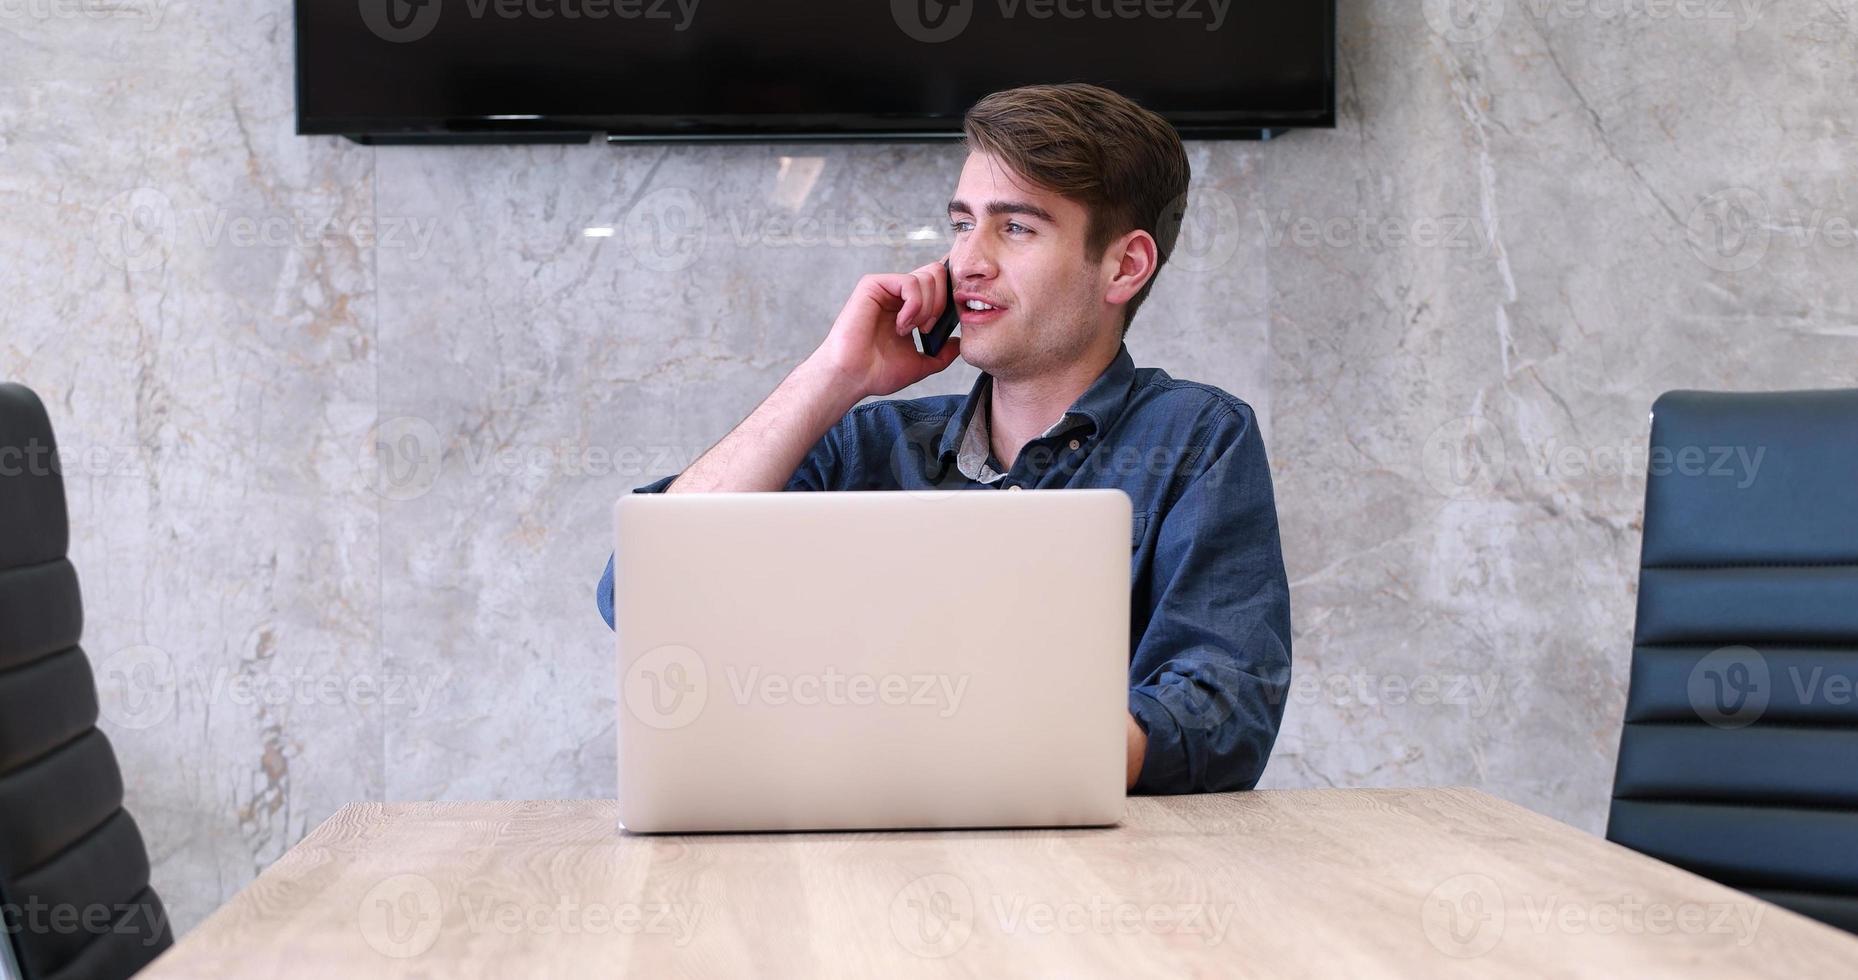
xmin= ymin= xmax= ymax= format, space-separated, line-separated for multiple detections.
xmin=612 ymin=488 xmax=1131 ymax=833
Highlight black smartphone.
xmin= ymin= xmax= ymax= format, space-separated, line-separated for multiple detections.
xmin=918 ymin=260 xmax=960 ymax=357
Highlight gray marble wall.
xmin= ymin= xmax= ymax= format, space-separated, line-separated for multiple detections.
xmin=2 ymin=0 xmax=1853 ymax=936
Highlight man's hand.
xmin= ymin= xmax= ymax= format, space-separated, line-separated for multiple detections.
xmin=1126 ymin=711 xmax=1147 ymax=790
xmin=811 ymin=259 xmax=964 ymax=398
xmin=659 ymin=260 xmax=966 ymax=495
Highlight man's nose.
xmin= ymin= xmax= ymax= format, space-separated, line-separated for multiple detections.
xmin=948 ymin=243 xmax=996 ymax=283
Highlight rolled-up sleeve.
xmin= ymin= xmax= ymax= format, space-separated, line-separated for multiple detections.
xmin=1127 ymin=403 xmax=1292 ymax=794
xmin=595 ymin=414 xmax=854 ymax=629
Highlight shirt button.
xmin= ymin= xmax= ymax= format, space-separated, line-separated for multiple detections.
xmin=1068 ymin=439 xmax=1081 ymax=450
xmin=1007 ymin=484 xmax=1023 ymax=492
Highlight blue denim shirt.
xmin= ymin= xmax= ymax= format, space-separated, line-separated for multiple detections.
xmin=597 ymin=341 xmax=1292 ymax=794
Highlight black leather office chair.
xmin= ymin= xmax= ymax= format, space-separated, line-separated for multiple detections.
xmin=0 ymin=383 xmax=173 ymax=978
xmin=1608 ymin=388 xmax=1858 ymax=934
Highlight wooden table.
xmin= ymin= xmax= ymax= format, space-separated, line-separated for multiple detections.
xmin=142 ymin=788 xmax=1858 ymax=977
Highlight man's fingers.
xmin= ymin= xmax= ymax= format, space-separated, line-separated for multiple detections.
xmin=892 ymin=276 xmax=917 ymax=332
xmin=916 ymin=266 xmax=944 ymax=325
xmin=899 ymin=271 xmax=924 ymax=332
xmin=872 ymin=265 xmax=949 ymax=336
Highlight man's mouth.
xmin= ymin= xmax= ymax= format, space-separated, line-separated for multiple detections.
xmin=955 ymin=293 xmax=1007 ymax=325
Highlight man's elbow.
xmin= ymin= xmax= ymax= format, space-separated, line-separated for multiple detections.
xmin=1132 ymin=654 xmax=1290 ymax=794
xmin=1171 ymin=721 xmax=1280 ymax=794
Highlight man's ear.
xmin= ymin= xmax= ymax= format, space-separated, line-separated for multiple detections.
xmin=1102 ymin=230 xmax=1159 ymax=308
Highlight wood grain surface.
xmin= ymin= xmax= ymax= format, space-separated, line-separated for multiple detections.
xmin=140 ymin=788 xmax=1858 ymax=977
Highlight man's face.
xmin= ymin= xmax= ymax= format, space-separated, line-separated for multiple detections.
xmin=946 ymin=151 xmax=1116 ymax=382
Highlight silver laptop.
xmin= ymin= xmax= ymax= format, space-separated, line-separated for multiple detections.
xmin=612 ymin=488 xmax=1130 ymax=833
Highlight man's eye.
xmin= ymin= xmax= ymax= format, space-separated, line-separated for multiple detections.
xmin=950 ymin=219 xmax=973 ymax=233
xmin=1006 ymin=221 xmax=1031 ymax=235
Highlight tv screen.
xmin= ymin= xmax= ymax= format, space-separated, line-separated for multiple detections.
xmin=296 ymin=0 xmax=1334 ymax=142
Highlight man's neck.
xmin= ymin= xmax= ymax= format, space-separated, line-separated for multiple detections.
xmin=987 ymin=337 xmax=1120 ymax=474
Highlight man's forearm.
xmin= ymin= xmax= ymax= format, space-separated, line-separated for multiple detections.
xmin=667 ymin=355 xmax=866 ymax=493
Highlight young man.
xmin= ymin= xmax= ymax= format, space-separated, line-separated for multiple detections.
xmin=597 ymin=83 xmax=1291 ymax=795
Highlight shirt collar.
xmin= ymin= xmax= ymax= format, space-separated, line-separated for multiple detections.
xmin=936 ymin=341 xmax=1140 ymax=465
xmin=954 ymin=386 xmax=1086 ymax=483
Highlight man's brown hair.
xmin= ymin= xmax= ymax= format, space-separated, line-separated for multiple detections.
xmin=961 ymin=82 xmax=1191 ymax=336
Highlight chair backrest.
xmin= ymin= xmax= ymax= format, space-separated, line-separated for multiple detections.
xmin=0 ymin=383 xmax=173 ymax=979
xmin=1607 ymin=388 xmax=1858 ymax=934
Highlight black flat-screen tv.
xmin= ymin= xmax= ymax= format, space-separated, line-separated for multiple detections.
xmin=297 ymin=0 xmax=1334 ymax=143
